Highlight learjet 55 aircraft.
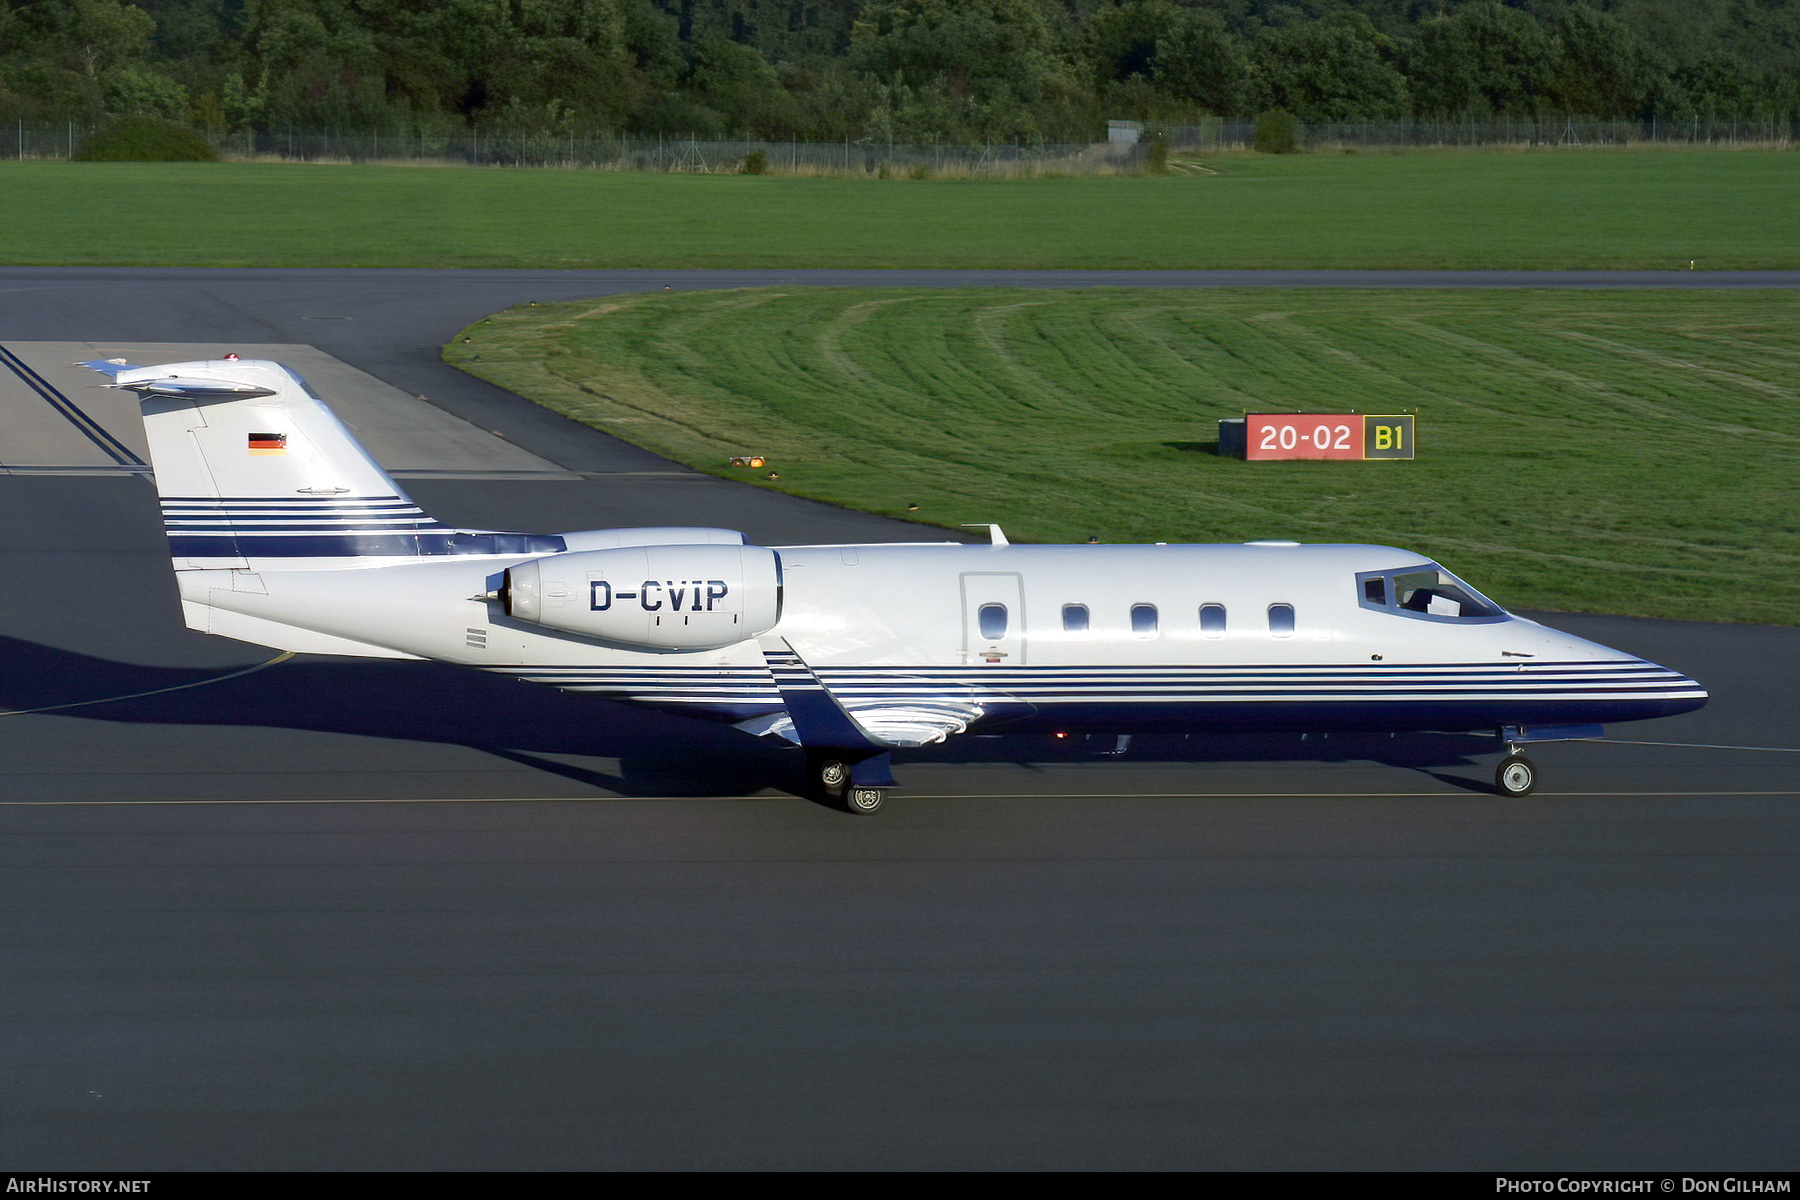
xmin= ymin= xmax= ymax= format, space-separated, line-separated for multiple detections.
xmin=84 ymin=356 xmax=1706 ymax=812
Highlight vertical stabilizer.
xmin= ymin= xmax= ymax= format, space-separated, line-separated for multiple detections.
xmin=83 ymin=358 xmax=556 ymax=569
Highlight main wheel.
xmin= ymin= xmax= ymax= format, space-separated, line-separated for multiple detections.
xmin=846 ymin=787 xmax=885 ymax=815
xmin=1495 ymin=753 xmax=1537 ymax=797
xmin=810 ymin=756 xmax=850 ymax=802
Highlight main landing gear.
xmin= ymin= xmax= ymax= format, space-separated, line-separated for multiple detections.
xmin=767 ymin=640 xmax=896 ymax=815
xmin=809 ymin=751 xmax=892 ymax=815
xmin=846 ymin=787 xmax=886 ymax=814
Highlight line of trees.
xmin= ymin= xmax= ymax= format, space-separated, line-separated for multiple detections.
xmin=2 ymin=0 xmax=1796 ymax=144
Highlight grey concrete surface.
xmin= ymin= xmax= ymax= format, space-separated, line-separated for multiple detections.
xmin=0 ymin=269 xmax=1794 ymax=1170
xmin=2 ymin=342 xmax=575 ymax=479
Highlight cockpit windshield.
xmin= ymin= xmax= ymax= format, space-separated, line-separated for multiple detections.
xmin=1356 ymin=563 xmax=1506 ymax=622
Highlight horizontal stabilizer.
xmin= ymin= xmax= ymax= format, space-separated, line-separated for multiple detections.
xmin=82 ymin=360 xmax=275 ymax=398
xmin=138 ymin=379 xmax=277 ymax=400
xmin=76 ymin=358 xmax=144 ymax=378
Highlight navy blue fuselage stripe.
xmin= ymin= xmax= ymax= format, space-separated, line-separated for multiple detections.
xmin=163 ymin=509 xmax=430 ymax=517
xmin=487 ymin=680 xmax=1698 ymax=728
xmin=166 ymin=503 xmax=422 ymax=509
xmin=166 ymin=522 xmax=444 ymax=531
xmin=492 ymin=667 xmax=1694 ymax=687
xmin=160 ymin=494 xmax=403 ymax=502
xmin=2 ymin=344 xmax=146 ymax=466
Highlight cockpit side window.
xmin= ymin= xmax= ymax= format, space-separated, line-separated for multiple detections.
xmin=1356 ymin=565 xmax=1506 ymax=622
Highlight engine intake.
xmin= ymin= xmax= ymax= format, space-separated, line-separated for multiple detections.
xmin=505 ymin=544 xmax=782 ymax=650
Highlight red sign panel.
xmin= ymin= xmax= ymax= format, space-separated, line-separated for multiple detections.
xmin=1244 ymin=414 xmax=1413 ymax=461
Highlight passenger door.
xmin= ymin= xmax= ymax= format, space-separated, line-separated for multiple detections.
xmin=960 ymin=573 xmax=1025 ymax=666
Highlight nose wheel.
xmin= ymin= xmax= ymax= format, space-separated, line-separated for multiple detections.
xmin=1495 ymin=753 xmax=1537 ymax=797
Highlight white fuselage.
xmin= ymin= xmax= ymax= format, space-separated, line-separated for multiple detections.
xmin=185 ymin=540 xmax=1706 ymax=741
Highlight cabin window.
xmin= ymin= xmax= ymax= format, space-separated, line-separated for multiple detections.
xmin=1062 ymin=603 xmax=1089 ymax=632
xmin=978 ymin=603 xmax=1008 ymax=640
xmin=1199 ymin=604 xmax=1226 ymax=636
xmin=1131 ymin=604 xmax=1158 ymax=635
xmin=1268 ymin=604 xmax=1295 ymax=637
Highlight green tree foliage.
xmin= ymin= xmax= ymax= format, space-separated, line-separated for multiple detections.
xmin=0 ymin=0 xmax=187 ymax=120
xmin=1157 ymin=10 xmax=1248 ymax=116
xmin=1666 ymin=49 xmax=1763 ymax=119
xmin=1253 ymin=107 xmax=1298 ymax=152
xmin=1408 ymin=2 xmax=1557 ymax=117
xmin=2 ymin=0 xmax=1796 ymax=139
xmin=1077 ymin=2 xmax=1247 ymax=118
xmin=72 ymin=112 xmax=217 ymax=157
xmin=683 ymin=34 xmax=797 ymax=135
xmin=850 ymin=0 xmax=1059 ymax=139
xmin=1549 ymin=7 xmax=1653 ymax=119
xmin=1253 ymin=12 xmax=1408 ymax=121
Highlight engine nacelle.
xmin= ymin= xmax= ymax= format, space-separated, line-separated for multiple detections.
xmin=505 ymin=544 xmax=782 ymax=650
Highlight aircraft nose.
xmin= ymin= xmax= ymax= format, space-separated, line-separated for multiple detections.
xmin=1632 ymin=656 xmax=1709 ymax=713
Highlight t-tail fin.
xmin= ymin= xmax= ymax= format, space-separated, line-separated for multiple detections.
xmin=84 ymin=358 xmax=561 ymax=569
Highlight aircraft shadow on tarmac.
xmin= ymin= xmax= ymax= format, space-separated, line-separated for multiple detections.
xmin=1 ymin=635 xmax=1506 ymax=799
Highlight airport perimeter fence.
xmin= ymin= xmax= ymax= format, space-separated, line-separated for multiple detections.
xmin=10 ymin=115 xmax=1795 ymax=169
xmin=1246 ymin=115 xmax=1799 ymax=149
xmin=17 ymin=124 xmax=1110 ymax=171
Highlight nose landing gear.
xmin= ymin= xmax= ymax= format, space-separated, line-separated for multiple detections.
xmin=1495 ymin=752 xmax=1537 ymax=797
xmin=1490 ymin=724 xmax=1561 ymax=797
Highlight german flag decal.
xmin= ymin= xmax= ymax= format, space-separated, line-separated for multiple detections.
xmin=248 ymin=432 xmax=287 ymax=456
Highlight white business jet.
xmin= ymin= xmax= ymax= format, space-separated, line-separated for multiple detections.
xmin=82 ymin=357 xmax=1706 ymax=813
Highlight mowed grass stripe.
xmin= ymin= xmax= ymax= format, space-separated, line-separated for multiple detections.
xmin=449 ymin=287 xmax=1799 ymax=624
xmin=3 ymin=149 xmax=1798 ymax=269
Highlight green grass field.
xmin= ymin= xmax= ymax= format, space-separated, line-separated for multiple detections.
xmin=448 ymin=287 xmax=1800 ymax=625
xmin=4 ymin=147 xmax=1798 ymax=268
